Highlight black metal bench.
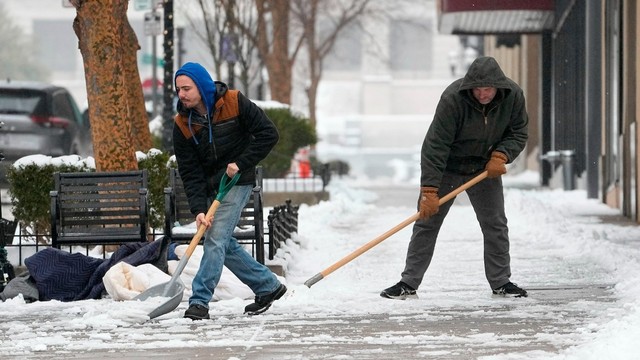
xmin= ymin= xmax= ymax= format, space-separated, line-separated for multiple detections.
xmin=50 ymin=170 xmax=149 ymax=248
xmin=164 ymin=167 xmax=265 ymax=264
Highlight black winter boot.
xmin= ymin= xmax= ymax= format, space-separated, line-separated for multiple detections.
xmin=244 ymin=284 xmax=287 ymax=315
xmin=492 ymin=282 xmax=528 ymax=298
xmin=184 ymin=304 xmax=210 ymax=320
xmin=380 ymin=281 xmax=418 ymax=300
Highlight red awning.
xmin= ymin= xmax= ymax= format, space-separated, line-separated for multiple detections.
xmin=438 ymin=0 xmax=555 ymax=34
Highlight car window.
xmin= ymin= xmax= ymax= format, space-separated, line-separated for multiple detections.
xmin=52 ymin=91 xmax=76 ymax=123
xmin=53 ymin=90 xmax=85 ymax=126
xmin=69 ymin=94 xmax=85 ymax=127
xmin=0 ymin=90 xmax=43 ymax=115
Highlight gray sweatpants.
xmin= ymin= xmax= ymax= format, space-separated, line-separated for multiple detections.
xmin=401 ymin=172 xmax=511 ymax=290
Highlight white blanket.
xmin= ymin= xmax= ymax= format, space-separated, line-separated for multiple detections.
xmin=103 ymin=245 xmax=254 ymax=302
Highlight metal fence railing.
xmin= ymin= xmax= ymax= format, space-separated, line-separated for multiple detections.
xmin=2 ymin=203 xmax=301 ymax=268
xmin=263 ymin=164 xmax=331 ymax=193
xmin=267 ymin=200 xmax=299 ymax=260
xmin=0 ymin=169 xmax=313 ymax=269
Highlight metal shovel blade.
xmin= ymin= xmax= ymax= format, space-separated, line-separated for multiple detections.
xmin=134 ymin=276 xmax=186 ymax=320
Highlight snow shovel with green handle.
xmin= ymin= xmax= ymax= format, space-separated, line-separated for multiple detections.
xmin=304 ymin=170 xmax=488 ymax=288
xmin=135 ymin=173 xmax=240 ymax=319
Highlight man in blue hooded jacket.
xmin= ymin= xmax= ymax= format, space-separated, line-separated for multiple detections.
xmin=173 ymin=62 xmax=286 ymax=320
xmin=381 ymin=56 xmax=529 ymax=300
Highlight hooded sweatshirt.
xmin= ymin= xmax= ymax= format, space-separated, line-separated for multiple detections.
xmin=172 ymin=62 xmax=279 ymax=216
xmin=420 ymin=56 xmax=528 ymax=187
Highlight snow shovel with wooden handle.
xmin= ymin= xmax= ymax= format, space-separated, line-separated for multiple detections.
xmin=304 ymin=170 xmax=488 ymax=288
xmin=135 ymin=173 xmax=240 ymax=319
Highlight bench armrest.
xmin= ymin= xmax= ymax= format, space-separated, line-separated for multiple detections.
xmin=164 ymin=186 xmax=175 ymax=238
xmin=50 ymin=190 xmax=59 ymax=245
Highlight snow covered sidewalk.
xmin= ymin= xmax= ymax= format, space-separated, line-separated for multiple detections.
xmin=1 ymin=171 xmax=640 ymax=359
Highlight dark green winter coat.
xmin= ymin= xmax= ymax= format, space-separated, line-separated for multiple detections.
xmin=420 ymin=56 xmax=528 ymax=187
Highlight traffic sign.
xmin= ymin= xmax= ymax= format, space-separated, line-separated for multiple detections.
xmin=141 ymin=53 xmax=165 ymax=67
xmin=135 ymin=0 xmax=154 ymax=11
xmin=144 ymin=12 xmax=162 ymax=36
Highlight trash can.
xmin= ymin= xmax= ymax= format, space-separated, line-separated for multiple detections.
xmin=541 ymin=150 xmax=576 ymax=190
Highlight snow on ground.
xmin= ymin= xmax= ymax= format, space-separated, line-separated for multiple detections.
xmin=1 ymin=171 xmax=640 ymax=359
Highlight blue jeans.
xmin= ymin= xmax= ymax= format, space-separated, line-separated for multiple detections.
xmin=189 ymin=184 xmax=281 ymax=308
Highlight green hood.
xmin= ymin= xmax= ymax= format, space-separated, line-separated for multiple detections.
xmin=458 ymin=56 xmax=512 ymax=91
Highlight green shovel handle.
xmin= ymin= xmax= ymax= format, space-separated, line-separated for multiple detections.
xmin=216 ymin=173 xmax=241 ymax=201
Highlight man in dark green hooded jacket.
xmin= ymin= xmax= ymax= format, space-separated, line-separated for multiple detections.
xmin=381 ymin=56 xmax=529 ymax=300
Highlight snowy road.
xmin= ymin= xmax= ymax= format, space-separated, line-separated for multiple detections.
xmin=2 ymin=172 xmax=640 ymax=359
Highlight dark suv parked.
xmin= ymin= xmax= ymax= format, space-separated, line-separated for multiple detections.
xmin=0 ymin=80 xmax=93 ymax=182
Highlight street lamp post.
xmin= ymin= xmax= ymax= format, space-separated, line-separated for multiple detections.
xmin=161 ymin=0 xmax=175 ymax=153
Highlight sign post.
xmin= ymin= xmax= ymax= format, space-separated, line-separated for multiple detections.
xmin=144 ymin=4 xmax=162 ymax=118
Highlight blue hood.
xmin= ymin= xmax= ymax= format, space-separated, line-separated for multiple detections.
xmin=174 ymin=62 xmax=216 ymax=117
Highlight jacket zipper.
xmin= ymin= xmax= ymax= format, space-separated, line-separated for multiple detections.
xmin=210 ymin=107 xmax=222 ymax=160
xmin=482 ymin=106 xmax=488 ymax=125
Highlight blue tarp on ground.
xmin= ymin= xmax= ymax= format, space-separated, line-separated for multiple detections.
xmin=24 ymin=238 xmax=168 ymax=301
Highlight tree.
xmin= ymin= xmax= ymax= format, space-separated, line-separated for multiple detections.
xmin=210 ymin=1 xmax=380 ymax=124
xmin=222 ymin=0 xmax=263 ymax=96
xmin=261 ymin=107 xmax=317 ymax=177
xmin=252 ymin=0 xmax=304 ymax=105
xmin=180 ymin=0 xmax=388 ymax=133
xmin=221 ymin=0 xmax=305 ymax=105
xmin=181 ymin=0 xmax=263 ymax=98
xmin=182 ymin=0 xmax=307 ymax=107
xmin=181 ymin=0 xmax=226 ymax=80
xmin=70 ymin=0 xmax=152 ymax=172
xmin=293 ymin=0 xmax=373 ymax=129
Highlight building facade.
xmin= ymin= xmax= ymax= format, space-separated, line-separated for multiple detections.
xmin=438 ymin=0 xmax=640 ymax=222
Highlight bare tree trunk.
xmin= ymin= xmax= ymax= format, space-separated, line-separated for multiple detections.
xmin=267 ymin=0 xmax=293 ymax=104
xmin=72 ymin=0 xmax=138 ymax=171
xmin=307 ymin=74 xmax=320 ymax=130
xmin=255 ymin=0 xmax=300 ymax=105
xmin=301 ymin=0 xmax=319 ymax=130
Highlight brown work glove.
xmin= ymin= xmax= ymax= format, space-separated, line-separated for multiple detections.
xmin=419 ymin=186 xmax=439 ymax=219
xmin=485 ymin=151 xmax=508 ymax=178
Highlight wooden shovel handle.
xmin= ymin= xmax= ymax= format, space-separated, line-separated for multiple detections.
xmin=183 ymin=200 xmax=221 ymax=259
xmin=182 ymin=172 xmax=240 ymax=259
xmin=304 ymin=171 xmax=488 ymax=287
